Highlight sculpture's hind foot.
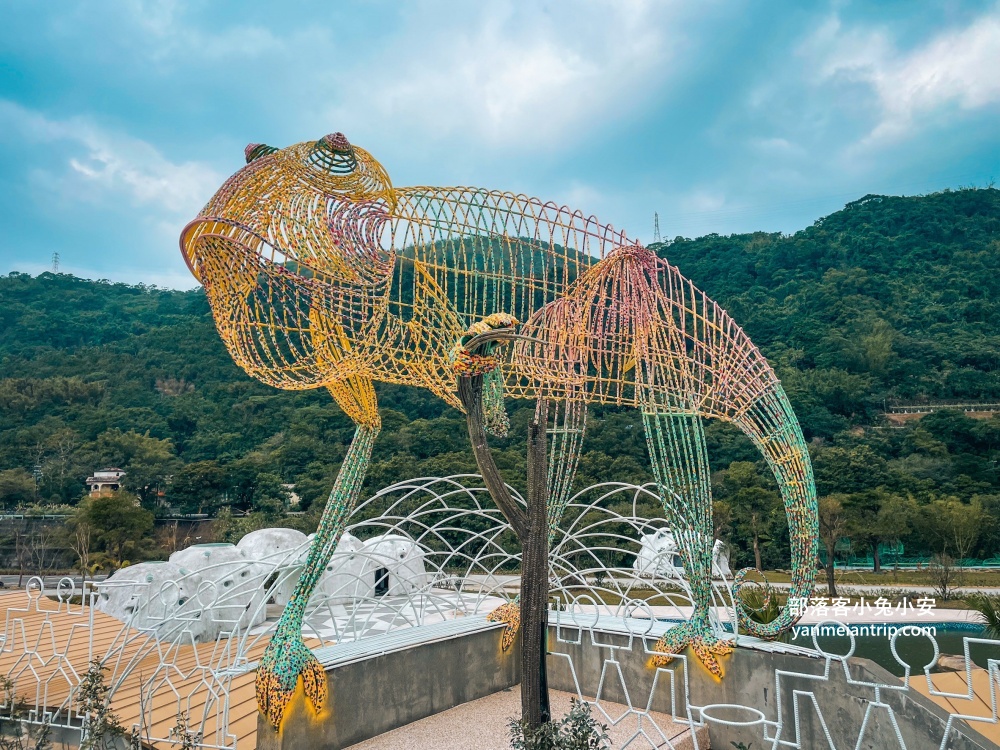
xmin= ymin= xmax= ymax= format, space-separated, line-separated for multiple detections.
xmin=487 ymin=601 xmax=520 ymax=651
xmin=651 ymin=620 xmax=733 ymax=678
xmin=256 ymin=633 xmax=328 ymax=729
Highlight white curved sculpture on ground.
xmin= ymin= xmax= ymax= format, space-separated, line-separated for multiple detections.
xmin=93 ymin=527 xmax=431 ymax=645
xmin=311 ymin=531 xmax=429 ymax=601
xmin=236 ymin=527 xmax=308 ymax=605
xmin=713 ymin=539 xmax=731 ymax=577
xmin=169 ymin=543 xmax=267 ymax=633
xmin=96 ymin=560 xmax=215 ymax=640
xmin=356 ymin=533 xmax=428 ymax=596
xmin=633 ymin=529 xmax=732 ymax=579
xmin=315 ymin=531 xmax=369 ymax=603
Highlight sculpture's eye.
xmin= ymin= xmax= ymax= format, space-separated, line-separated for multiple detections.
xmin=245 ymin=142 xmax=278 ymax=164
xmin=308 ymin=132 xmax=357 ymax=174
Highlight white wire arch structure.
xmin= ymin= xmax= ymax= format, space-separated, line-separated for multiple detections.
xmin=2 ymin=476 xmax=996 ymax=750
xmin=1 ymin=476 xmax=739 ymax=748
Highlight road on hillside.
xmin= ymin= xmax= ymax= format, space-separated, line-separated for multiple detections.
xmin=4 ymin=573 xmax=998 ymax=598
xmin=0 ymin=574 xmax=108 ymax=591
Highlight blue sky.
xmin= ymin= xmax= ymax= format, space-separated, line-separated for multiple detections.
xmin=1 ymin=0 xmax=997 ymax=289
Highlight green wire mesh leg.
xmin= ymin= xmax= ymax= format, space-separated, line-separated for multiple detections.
xmin=255 ymin=422 xmax=379 ymax=728
xmin=642 ymin=410 xmax=733 ymax=677
xmin=488 ymin=398 xmax=587 ymax=648
xmin=546 ymin=399 xmax=588 ymax=542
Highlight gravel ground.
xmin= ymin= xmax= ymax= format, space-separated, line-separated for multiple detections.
xmin=346 ymin=688 xmax=705 ymax=749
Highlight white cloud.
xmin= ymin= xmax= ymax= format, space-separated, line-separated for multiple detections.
xmin=119 ymin=0 xmax=182 ymax=37
xmin=802 ymin=8 xmax=1000 ymax=144
xmin=679 ymin=188 xmax=727 ymax=214
xmin=0 ymin=99 xmax=222 ymax=285
xmin=557 ymin=181 xmax=606 ymax=216
xmin=114 ymin=0 xmax=284 ymax=61
xmin=324 ymin=1 xmax=704 ymax=151
xmin=0 ymin=100 xmax=222 ymax=218
xmin=749 ymin=136 xmax=806 ymax=159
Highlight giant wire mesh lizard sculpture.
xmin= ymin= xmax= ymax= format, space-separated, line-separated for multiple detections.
xmin=180 ymin=133 xmax=818 ymax=729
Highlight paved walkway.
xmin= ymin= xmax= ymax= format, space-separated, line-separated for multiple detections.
xmin=559 ymin=603 xmax=984 ymax=626
xmin=346 ymin=688 xmax=706 ymax=750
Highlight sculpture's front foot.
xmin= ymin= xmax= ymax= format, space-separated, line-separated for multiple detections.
xmin=256 ymin=625 xmax=328 ymax=729
xmin=650 ymin=619 xmax=733 ymax=678
xmin=487 ymin=600 xmax=520 ymax=651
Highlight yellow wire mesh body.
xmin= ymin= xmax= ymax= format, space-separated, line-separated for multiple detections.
xmin=181 ymin=137 xmax=783 ymax=421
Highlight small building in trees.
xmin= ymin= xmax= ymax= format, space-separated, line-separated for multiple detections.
xmin=85 ymin=468 xmax=126 ymax=497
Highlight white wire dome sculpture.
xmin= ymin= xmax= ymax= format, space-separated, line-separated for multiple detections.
xmin=97 ymin=476 xmax=739 ymax=650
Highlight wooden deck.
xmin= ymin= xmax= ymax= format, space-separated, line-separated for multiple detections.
xmin=909 ymin=668 xmax=1000 ymax=745
xmin=0 ymin=589 xmax=309 ymax=749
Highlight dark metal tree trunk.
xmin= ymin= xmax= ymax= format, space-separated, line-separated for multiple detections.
xmin=872 ymin=542 xmax=881 ymax=574
xmin=457 ymin=373 xmax=551 ymax=730
xmin=521 ymin=402 xmax=551 ymax=727
xmin=457 ymin=376 xmax=527 ymax=539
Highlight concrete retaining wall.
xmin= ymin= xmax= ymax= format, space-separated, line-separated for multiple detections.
xmin=547 ymin=627 xmax=997 ymax=750
xmin=258 ymin=624 xmax=519 ymax=749
xmin=259 ymin=623 xmax=996 ymax=749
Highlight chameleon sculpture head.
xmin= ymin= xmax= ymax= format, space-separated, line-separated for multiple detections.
xmin=180 ymin=133 xmax=395 ymax=393
xmin=181 ymin=132 xmax=818 ymax=729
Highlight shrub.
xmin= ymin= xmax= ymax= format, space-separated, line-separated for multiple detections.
xmin=79 ymin=661 xmax=125 ymax=750
xmin=508 ymin=699 xmax=611 ymax=750
xmin=965 ymin=593 xmax=1000 ymax=639
xmin=740 ymin=586 xmax=780 ymax=625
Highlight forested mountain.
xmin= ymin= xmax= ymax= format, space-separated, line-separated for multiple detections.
xmin=2 ymin=188 xmax=999 ymax=570
xmin=654 ymin=188 xmax=1000 ymax=437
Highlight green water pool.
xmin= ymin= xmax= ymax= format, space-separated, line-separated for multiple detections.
xmin=789 ymin=624 xmax=997 ymax=677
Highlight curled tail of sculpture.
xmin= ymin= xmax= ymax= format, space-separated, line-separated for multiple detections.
xmin=732 ymin=483 xmax=816 ymax=639
xmin=732 ymin=561 xmax=813 ymax=639
xmin=731 ymin=384 xmax=818 ymax=640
